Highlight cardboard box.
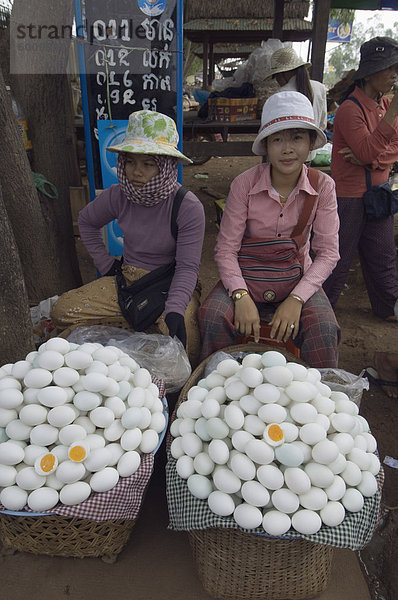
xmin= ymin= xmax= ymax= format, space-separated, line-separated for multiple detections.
xmin=208 ymin=97 xmax=258 ymax=122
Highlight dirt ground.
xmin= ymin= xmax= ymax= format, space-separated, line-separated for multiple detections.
xmin=1 ymin=150 xmax=397 ymax=600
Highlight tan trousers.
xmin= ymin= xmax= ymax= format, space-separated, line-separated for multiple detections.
xmin=51 ymin=265 xmax=202 ymax=368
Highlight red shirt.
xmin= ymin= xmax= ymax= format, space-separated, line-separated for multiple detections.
xmin=331 ymin=86 xmax=398 ymax=198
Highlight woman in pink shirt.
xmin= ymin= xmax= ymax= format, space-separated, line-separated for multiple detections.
xmin=323 ymin=37 xmax=398 ymax=322
xmin=198 ymin=91 xmax=340 ymax=367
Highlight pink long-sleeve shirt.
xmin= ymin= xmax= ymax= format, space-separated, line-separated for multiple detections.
xmin=215 ymin=163 xmax=340 ymax=303
xmin=78 ymin=183 xmax=205 ymax=317
xmin=331 ymin=86 xmax=398 ymax=198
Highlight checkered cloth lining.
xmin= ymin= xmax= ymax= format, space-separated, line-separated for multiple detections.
xmin=166 ymin=455 xmax=384 ymax=550
xmin=0 ymin=378 xmax=166 ymax=523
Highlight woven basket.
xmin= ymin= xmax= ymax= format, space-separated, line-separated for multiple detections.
xmin=188 ymin=528 xmax=334 ymax=600
xmin=0 ymin=513 xmax=137 ymax=563
xmin=173 ymin=344 xmax=334 ymax=600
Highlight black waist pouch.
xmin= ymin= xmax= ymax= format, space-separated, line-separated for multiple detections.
xmin=116 ymin=261 xmax=175 ymax=331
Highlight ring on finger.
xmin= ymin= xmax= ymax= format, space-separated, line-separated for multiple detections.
xmin=290 ymin=324 xmax=295 ymax=329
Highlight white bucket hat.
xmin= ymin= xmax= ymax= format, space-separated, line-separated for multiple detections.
xmin=106 ymin=110 xmax=192 ymax=165
xmin=270 ymin=47 xmax=311 ymax=77
xmin=252 ymin=91 xmax=327 ymax=155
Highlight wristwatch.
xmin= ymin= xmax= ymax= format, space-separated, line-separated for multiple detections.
xmin=232 ymin=290 xmax=249 ymax=301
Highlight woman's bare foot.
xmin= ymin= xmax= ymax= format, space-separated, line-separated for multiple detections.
xmin=374 ymin=352 xmax=398 ymax=399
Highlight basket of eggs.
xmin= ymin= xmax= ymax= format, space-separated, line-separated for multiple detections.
xmin=0 ymin=337 xmax=169 ymax=563
xmin=166 ymin=344 xmax=383 ymax=600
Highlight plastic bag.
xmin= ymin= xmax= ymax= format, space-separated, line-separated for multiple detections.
xmin=66 ymin=326 xmax=191 ymax=393
xmin=30 ymin=295 xmax=59 ymax=345
xmin=318 ymin=368 xmax=369 ymax=407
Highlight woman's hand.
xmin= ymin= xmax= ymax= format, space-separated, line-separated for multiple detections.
xmin=234 ymin=295 xmax=261 ymax=342
xmin=269 ymin=296 xmax=303 ymax=342
xmin=384 ymin=90 xmax=398 ymax=126
xmin=338 ymin=147 xmax=367 ymax=166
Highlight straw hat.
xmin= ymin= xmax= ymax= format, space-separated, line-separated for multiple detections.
xmin=354 ymin=36 xmax=398 ymax=80
xmin=252 ymin=91 xmax=327 ymax=155
xmin=270 ymin=47 xmax=311 ymax=77
xmin=106 ymin=110 xmax=192 ymax=165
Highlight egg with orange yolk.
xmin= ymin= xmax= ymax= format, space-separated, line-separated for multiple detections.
xmin=263 ymin=423 xmax=285 ymax=447
xmin=34 ymin=452 xmax=58 ymax=476
xmin=68 ymin=441 xmax=90 ymax=463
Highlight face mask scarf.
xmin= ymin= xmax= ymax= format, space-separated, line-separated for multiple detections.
xmin=117 ymin=153 xmax=178 ymax=207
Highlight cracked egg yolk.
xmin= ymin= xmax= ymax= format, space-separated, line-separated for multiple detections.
xmin=35 ymin=452 xmax=58 ymax=475
xmin=263 ymin=423 xmax=285 ymax=447
xmin=68 ymin=443 xmax=88 ymax=462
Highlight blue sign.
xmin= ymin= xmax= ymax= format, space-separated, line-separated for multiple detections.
xmin=327 ymin=18 xmax=352 ymax=43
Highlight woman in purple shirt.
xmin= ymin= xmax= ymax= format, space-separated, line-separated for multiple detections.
xmin=52 ymin=110 xmax=205 ymax=366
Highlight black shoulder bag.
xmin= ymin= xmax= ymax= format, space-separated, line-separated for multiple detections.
xmin=346 ymin=96 xmax=398 ymax=220
xmin=116 ymin=186 xmax=188 ymax=331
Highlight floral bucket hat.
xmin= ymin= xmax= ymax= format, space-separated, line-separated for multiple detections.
xmin=106 ymin=110 xmax=192 ymax=165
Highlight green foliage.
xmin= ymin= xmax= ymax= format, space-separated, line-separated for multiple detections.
xmin=329 ymin=8 xmax=355 ymax=24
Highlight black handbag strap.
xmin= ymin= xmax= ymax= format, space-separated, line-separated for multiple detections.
xmin=346 ymin=96 xmax=372 ymax=191
xmin=170 ymin=185 xmax=188 ymax=240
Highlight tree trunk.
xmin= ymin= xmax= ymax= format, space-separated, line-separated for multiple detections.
xmin=0 ymin=66 xmax=67 ymax=304
xmin=10 ymin=0 xmax=82 ymax=295
xmin=0 ymin=182 xmax=35 ymax=365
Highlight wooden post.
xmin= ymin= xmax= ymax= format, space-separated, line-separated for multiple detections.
xmin=310 ymin=0 xmax=331 ymax=82
xmin=272 ymin=0 xmax=284 ymax=40
xmin=202 ymin=34 xmax=209 ymax=89
xmin=209 ymin=41 xmax=215 ymax=87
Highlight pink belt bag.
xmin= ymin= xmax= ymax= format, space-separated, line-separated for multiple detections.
xmin=237 ymin=168 xmax=319 ymax=304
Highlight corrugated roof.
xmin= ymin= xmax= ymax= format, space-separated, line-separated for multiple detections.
xmin=184 ymin=18 xmax=312 ymax=32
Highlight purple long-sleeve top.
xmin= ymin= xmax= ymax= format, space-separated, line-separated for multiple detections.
xmin=78 ymin=183 xmax=205 ymax=317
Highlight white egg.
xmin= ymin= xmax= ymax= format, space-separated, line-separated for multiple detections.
xmin=0 ymin=375 xmax=21 ymax=391
xmin=6 ymin=419 xmax=32 ymax=441
xmin=243 ymin=415 xmax=265 ymax=437
xmin=330 ymin=432 xmax=355 ymax=454
xmin=262 ymin=510 xmax=291 ymax=535
xmin=0 ymin=464 xmax=17 ymax=487
xmin=26 ymin=351 xmax=39 ymax=364
xmin=279 ymin=422 xmax=299 ymax=442
xmin=73 ymin=391 xmax=101 ymax=412
xmin=30 ymin=423 xmax=59 ymax=446
xmin=85 ymin=433 xmax=106 ymax=450
xmin=193 ymin=452 xmax=215 ymax=476
xmin=320 ymin=501 xmax=345 ymax=527
xmin=208 ymin=490 xmax=235 ymax=515
xmin=187 ymin=386 xmax=208 ymax=403
xmin=325 ymin=475 xmax=346 ymax=501
xmin=60 ymin=481 xmax=92 ymax=505
xmin=82 ymin=446 xmax=112 ymax=472
xmin=0 ymin=388 xmax=24 ymax=409
xmin=257 ymin=464 xmax=284 ymax=490
xmin=117 ymin=450 xmax=141 ymax=477
xmin=245 ymin=439 xmax=274 ymax=464
xmin=258 ymin=403 xmax=287 ymax=424
xmin=299 ymin=423 xmax=326 ymax=445
xmin=286 ymin=362 xmax=308 ymax=381
xmin=261 ymin=351 xmax=287 ymax=367
xmin=286 ymin=381 xmax=318 ymax=403
xmin=72 ymin=416 xmax=96 ymax=435
xmin=24 ymin=368 xmax=53 ymax=389
xmin=206 ymin=386 xmax=227 ymax=404
xmin=121 ymin=428 xmax=143 ymax=451
xmin=311 ymin=439 xmax=339 ymax=465
xmin=239 ymin=367 xmax=263 ymax=389
xmin=37 ymin=350 xmax=64 ymax=371
xmin=230 ymin=452 xmax=256 ymax=481
xmin=37 ymin=386 xmax=68 ymax=408
xmin=0 ymin=442 xmax=25 ymax=465
xmin=284 ymin=467 xmax=311 ymax=495
xmin=225 ymin=381 xmax=250 ymax=402
xmin=342 ymin=488 xmax=364 ymax=512
xmin=241 ymin=353 xmax=263 ymax=370
xmin=92 ymin=347 xmax=118 ymax=365
xmin=90 ymin=467 xmax=119 ymax=492
xmin=368 ymin=453 xmax=381 ymax=476
xmin=331 ymin=413 xmax=355 ymax=433
xmin=56 ymin=460 xmax=86 ymax=483
xmin=101 ymin=377 xmax=120 ymax=398
xmin=139 ymin=429 xmax=159 ymax=453
xmin=34 ymin=452 xmax=58 ymax=475
xmin=200 ymin=398 xmax=220 ymax=419
xmin=275 ymin=443 xmax=304 ymax=467
xmin=179 ymin=418 xmax=195 ymax=436
xmin=0 ymin=486 xmax=28 ymax=510
xmin=11 ymin=360 xmax=32 ymax=380
xmin=206 ymin=417 xmax=229 ymax=439
xmin=304 ymin=462 xmax=334 ymax=488
xmin=234 ymin=503 xmax=263 ymax=529
xmin=132 ymin=368 xmax=152 ymax=389
xmin=103 ymin=397 xmax=126 ymax=419
xmin=181 ymin=432 xmax=203 ymax=457
xmin=19 ymin=404 xmax=48 ymax=426
xmin=45 ymin=472 xmax=64 ymax=490
xmin=170 ymin=436 xmax=184 ymax=459
xmin=52 ymin=367 xmax=80 ymax=388
xmin=23 ymin=388 xmax=39 ymax=405
xmin=104 ymin=443 xmax=123 ymax=466
xmin=85 ymin=361 xmax=108 ymax=376
xmin=216 ymin=359 xmax=241 ymax=378
xmin=103 ymin=420 xmax=125 ymax=442
xmin=16 ymin=466 xmax=46 ymax=490
xmin=27 ymin=487 xmax=59 ymax=511
xmin=118 ymin=380 xmax=132 ymax=401
xmin=58 ymin=424 xmax=87 ymax=446
xmin=272 ymin=488 xmax=299 ymax=513
xmin=290 ymin=403 xmax=318 ymax=425
xmin=64 ymin=350 xmax=92 ymax=370
xmin=239 ymin=394 xmax=262 ymax=415
xmin=241 ymin=480 xmax=270 ymax=507
xmin=213 ymin=467 xmax=241 ymax=494
xmin=80 ymin=372 xmax=109 ymax=393
xmin=253 ymin=383 xmax=280 ymax=404
xmin=224 ymin=404 xmax=245 ymax=430
xmin=50 ymin=445 xmax=69 ymax=462
xmin=291 ymin=509 xmax=322 ymax=534
xmin=89 ymin=407 xmax=115 ymax=428
xmin=299 ymin=487 xmax=328 ymax=510
xmin=312 ymin=395 xmax=335 ymax=417
xmin=208 ymin=439 xmax=230 ymax=464
xmin=0 ymin=407 xmax=18 ymax=427
xmin=357 ymin=471 xmax=378 ymax=497
xmin=341 ymin=461 xmax=362 ymax=486
xmin=176 ymin=455 xmax=195 ymax=479
xmin=150 ymin=411 xmax=166 ymax=434
xmin=231 ymin=430 xmax=254 ymax=453
xmin=44 ymin=337 xmax=71 ymax=354
xmin=127 ymin=387 xmax=146 ymax=408
xmin=347 ymin=448 xmax=371 ymax=471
